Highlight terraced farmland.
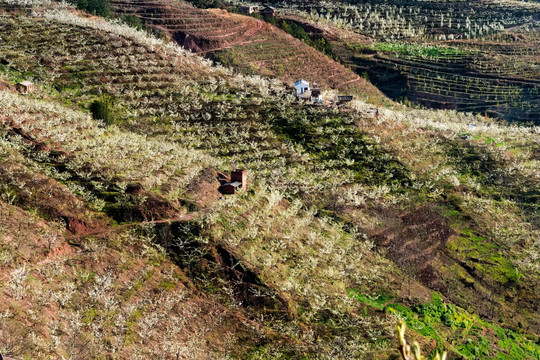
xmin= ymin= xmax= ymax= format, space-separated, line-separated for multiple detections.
xmin=229 ymin=0 xmax=539 ymax=121
xmin=108 ymin=0 xmax=385 ymax=100
xmin=252 ymin=0 xmax=539 ymax=41
xmin=212 ymin=25 xmax=378 ymax=95
xmin=343 ymin=43 xmax=540 ymax=122
xmin=1 ymin=2 xmax=540 ymax=359
xmin=111 ymin=0 xmax=264 ymax=50
xmin=265 ymin=9 xmax=540 ymax=122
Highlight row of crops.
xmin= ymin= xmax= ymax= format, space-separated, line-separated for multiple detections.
xmin=108 ymin=0 xmax=382 ymax=99
xmin=2 ymin=8 xmax=540 ymax=359
xmin=110 ymin=0 xmax=258 ymax=46
xmin=221 ymin=28 xmax=366 ymax=92
xmin=346 ymin=46 xmax=540 ymax=122
xmin=237 ymin=0 xmax=538 ymax=41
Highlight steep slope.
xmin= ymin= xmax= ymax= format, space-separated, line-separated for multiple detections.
xmin=0 ymin=2 xmax=539 ymax=359
xmin=244 ymin=0 xmax=540 ymax=122
xmin=0 ymin=89 xmax=303 ymax=358
xmin=108 ymin=0 xmax=386 ymax=102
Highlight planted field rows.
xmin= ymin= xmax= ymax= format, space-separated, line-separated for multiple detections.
xmin=2 ymin=7 xmax=540 ymax=359
xmin=0 ymin=15 xmax=344 ymax=194
xmin=345 ymin=44 xmax=540 ymax=121
xmin=111 ymin=0 xmax=262 ymax=50
xmin=263 ymin=0 xmax=538 ymax=41
xmin=108 ymin=0 xmax=383 ymax=99
xmin=224 ymin=29 xmax=366 ymax=91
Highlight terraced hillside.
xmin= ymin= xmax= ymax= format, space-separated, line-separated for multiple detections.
xmin=108 ymin=0 xmax=386 ymax=101
xmin=257 ymin=5 xmax=540 ymax=122
xmin=254 ymin=0 xmax=539 ymax=40
xmin=0 ymin=2 xmax=539 ymax=359
xmin=338 ymin=36 xmax=540 ymax=122
xmin=230 ymin=0 xmax=540 ymax=122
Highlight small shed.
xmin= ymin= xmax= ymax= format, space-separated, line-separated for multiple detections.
xmin=311 ymin=88 xmax=323 ymax=102
xmin=231 ymin=169 xmax=247 ymax=188
xmin=294 ymin=79 xmax=310 ymax=96
xmin=221 ymin=169 xmax=248 ymax=195
xmin=221 ymin=181 xmax=243 ymax=194
xmin=238 ymin=6 xmax=257 ymax=14
xmin=16 ymin=81 xmax=34 ymax=94
xmin=260 ymin=6 xmax=276 ymax=17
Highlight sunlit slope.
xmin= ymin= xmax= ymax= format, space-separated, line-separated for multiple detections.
xmin=0 ymin=3 xmax=539 ymax=359
xmin=247 ymin=0 xmax=540 ymax=122
xmin=109 ymin=0 xmax=386 ymax=101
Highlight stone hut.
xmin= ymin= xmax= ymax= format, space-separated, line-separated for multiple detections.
xmin=221 ymin=169 xmax=248 ymax=194
xmin=16 ymin=81 xmax=34 ymax=94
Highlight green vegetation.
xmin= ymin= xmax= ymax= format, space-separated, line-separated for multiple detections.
xmin=70 ymin=0 xmax=112 ymax=17
xmin=347 ymin=289 xmax=393 ymax=309
xmin=89 ymin=94 xmax=116 ymax=125
xmin=349 ymin=42 xmax=472 ymax=59
xmin=351 ymin=292 xmax=540 ymax=360
xmin=119 ymin=14 xmax=143 ymax=30
xmin=277 ymin=19 xmax=335 ymax=58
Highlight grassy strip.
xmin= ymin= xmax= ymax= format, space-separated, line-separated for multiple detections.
xmin=349 ymin=42 xmax=473 ymax=59
xmin=349 ymin=291 xmax=540 ymax=360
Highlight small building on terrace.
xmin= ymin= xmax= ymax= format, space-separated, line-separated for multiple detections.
xmin=238 ymin=5 xmax=258 ymax=14
xmin=16 ymin=81 xmax=34 ymax=94
xmin=311 ymin=88 xmax=323 ymax=103
xmin=221 ymin=169 xmax=248 ymax=195
xmin=294 ymin=79 xmax=310 ymax=96
xmin=260 ymin=6 xmax=276 ymax=17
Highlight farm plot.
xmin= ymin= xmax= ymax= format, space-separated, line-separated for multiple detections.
xmin=276 ymin=10 xmax=540 ymax=122
xmin=0 ymin=13 xmax=388 ymax=196
xmin=251 ymin=0 xmax=539 ymax=41
xmin=110 ymin=0 xmax=264 ymax=51
xmin=217 ymin=27 xmax=376 ymax=96
xmin=1 ymin=6 xmax=540 ymax=359
xmin=109 ymin=0 xmax=385 ymax=99
xmin=344 ymin=44 xmax=540 ymax=122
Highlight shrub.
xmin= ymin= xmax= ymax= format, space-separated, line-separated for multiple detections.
xmin=70 ymin=0 xmax=112 ymax=17
xmin=89 ymin=94 xmax=116 ymax=125
xmin=121 ymin=15 xmax=144 ymax=30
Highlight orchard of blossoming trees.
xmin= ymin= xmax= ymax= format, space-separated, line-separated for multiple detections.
xmin=0 ymin=1 xmax=539 ymax=359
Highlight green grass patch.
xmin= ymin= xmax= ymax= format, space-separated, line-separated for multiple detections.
xmin=350 ymin=292 xmax=540 ymax=359
xmin=348 ymin=42 xmax=473 ymax=59
xmin=347 ymin=289 xmax=393 ymax=309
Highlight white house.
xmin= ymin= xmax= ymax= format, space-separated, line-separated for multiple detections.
xmin=294 ymin=79 xmax=310 ymax=96
xmin=238 ymin=6 xmax=258 ymax=14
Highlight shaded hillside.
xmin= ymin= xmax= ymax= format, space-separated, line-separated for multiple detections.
xmin=0 ymin=2 xmax=539 ymax=359
xmin=241 ymin=0 xmax=540 ymax=122
xmin=109 ymin=0 xmax=387 ymax=102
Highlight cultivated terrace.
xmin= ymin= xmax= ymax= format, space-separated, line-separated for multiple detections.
xmin=0 ymin=0 xmax=538 ymax=359
xmin=233 ymin=0 xmax=540 ymax=123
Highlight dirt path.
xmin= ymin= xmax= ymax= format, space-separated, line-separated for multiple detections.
xmin=65 ymin=211 xmax=201 ymax=241
xmin=336 ymin=76 xmax=362 ymax=89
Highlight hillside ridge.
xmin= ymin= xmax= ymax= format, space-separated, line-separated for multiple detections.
xmin=0 ymin=1 xmax=539 ymax=359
